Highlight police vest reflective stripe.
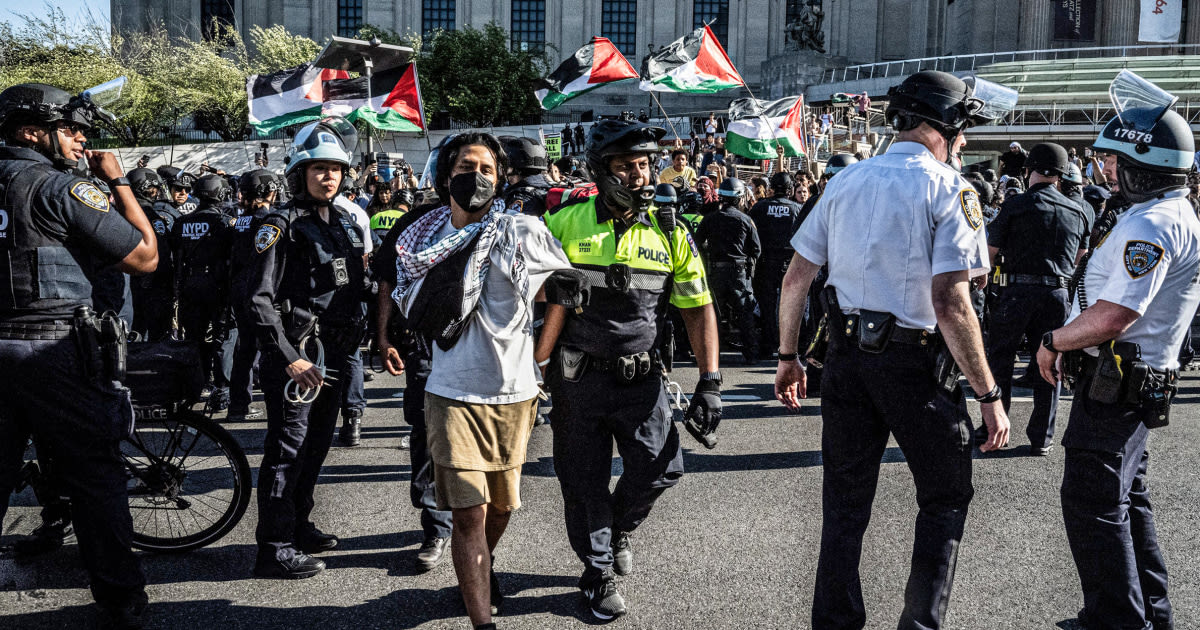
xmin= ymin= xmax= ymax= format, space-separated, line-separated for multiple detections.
xmin=0 ymin=163 xmax=93 ymax=315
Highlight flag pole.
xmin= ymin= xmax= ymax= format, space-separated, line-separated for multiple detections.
xmin=647 ymin=90 xmax=683 ymax=142
xmin=411 ymin=63 xmax=434 ymax=157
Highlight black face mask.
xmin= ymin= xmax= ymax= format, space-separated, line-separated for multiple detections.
xmin=449 ymin=171 xmax=495 ymax=214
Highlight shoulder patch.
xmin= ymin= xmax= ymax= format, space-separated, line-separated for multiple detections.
xmin=255 ymin=224 xmax=282 ymax=254
xmin=70 ymin=181 xmax=109 ymax=212
xmin=685 ymin=231 xmax=701 ymax=258
xmin=959 ymin=189 xmax=983 ymax=230
xmin=1124 ymin=240 xmax=1164 ymax=279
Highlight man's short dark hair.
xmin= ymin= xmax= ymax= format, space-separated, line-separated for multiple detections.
xmin=435 ymin=132 xmax=508 ymax=205
xmin=670 ymin=148 xmax=689 ymax=161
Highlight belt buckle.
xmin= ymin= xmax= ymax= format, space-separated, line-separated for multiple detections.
xmin=606 ymin=263 xmax=632 ymax=293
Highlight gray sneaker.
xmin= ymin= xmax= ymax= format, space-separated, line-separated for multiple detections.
xmin=582 ymin=572 xmax=627 ymax=620
xmin=612 ymin=531 xmax=633 ymax=576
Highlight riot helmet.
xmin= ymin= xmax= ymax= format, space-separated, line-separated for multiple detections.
xmin=395 ymin=188 xmax=415 ymax=209
xmin=718 ymin=176 xmax=746 ymax=200
xmin=239 ymin=169 xmax=280 ymax=203
xmin=1025 ymin=143 xmax=1070 ymax=177
xmin=194 ymin=173 xmax=232 ymax=204
xmin=584 ymin=119 xmax=666 ymax=214
xmin=654 ymin=182 xmax=679 ymax=206
xmin=769 ymin=171 xmax=795 ymax=198
xmin=825 ymin=153 xmax=859 ymax=176
xmin=127 ymin=168 xmax=166 ymax=202
xmin=284 ymin=116 xmax=356 ymax=201
xmin=886 ymin=71 xmax=1016 ymax=158
xmin=500 ymin=135 xmax=548 ymax=174
xmin=1063 ymin=162 xmax=1084 ymax=185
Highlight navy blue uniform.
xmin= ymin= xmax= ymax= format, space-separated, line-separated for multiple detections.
xmin=130 ymin=199 xmax=179 ymax=339
xmin=229 ymin=204 xmax=273 ymax=413
xmin=172 ymin=203 xmax=237 ymax=401
xmin=502 ymin=173 xmax=552 ymax=217
xmin=0 ymin=146 xmax=147 ymax=612
xmin=748 ymin=195 xmax=802 ymax=354
xmin=986 ymin=182 xmax=1090 ymax=450
xmin=695 ymin=203 xmax=761 ymax=361
xmin=243 ymin=198 xmax=367 ymax=562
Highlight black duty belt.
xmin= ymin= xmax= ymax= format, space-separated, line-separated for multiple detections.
xmin=0 ymin=320 xmax=73 ymax=340
xmin=710 ymin=260 xmax=747 ymax=268
xmin=587 ymin=349 xmax=660 ymax=373
xmin=1009 ymin=274 xmax=1069 ymax=288
xmin=1073 ymin=352 xmax=1178 ymax=382
xmin=831 ymin=311 xmax=934 ymax=346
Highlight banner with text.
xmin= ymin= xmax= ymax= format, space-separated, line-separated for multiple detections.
xmin=1054 ymin=0 xmax=1096 ymax=41
xmin=1139 ymin=0 xmax=1182 ymax=43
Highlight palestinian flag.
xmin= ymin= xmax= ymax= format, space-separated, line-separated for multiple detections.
xmin=247 ymin=62 xmax=350 ymax=134
xmin=639 ymin=25 xmax=744 ymax=94
xmin=725 ymin=95 xmax=807 ymax=160
xmin=320 ymin=64 xmax=425 ymax=132
xmin=534 ymin=37 xmax=639 ymax=110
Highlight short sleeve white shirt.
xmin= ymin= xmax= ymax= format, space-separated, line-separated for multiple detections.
xmin=1067 ymin=189 xmax=1200 ymax=370
xmin=790 ymin=141 xmax=990 ymax=331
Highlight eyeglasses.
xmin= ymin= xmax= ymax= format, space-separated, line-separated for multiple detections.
xmin=56 ymin=122 xmax=87 ymax=136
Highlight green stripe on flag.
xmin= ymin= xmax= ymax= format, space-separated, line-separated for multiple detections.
xmin=646 ymin=74 xmax=743 ymax=94
xmin=538 ymin=82 xmax=609 ymax=111
xmin=250 ymin=106 xmax=325 ymax=135
xmin=725 ymin=133 xmax=804 ymax=160
xmin=347 ymin=108 xmax=423 ymax=132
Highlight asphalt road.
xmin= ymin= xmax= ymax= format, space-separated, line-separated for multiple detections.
xmin=3 ymin=354 xmax=1199 ymax=630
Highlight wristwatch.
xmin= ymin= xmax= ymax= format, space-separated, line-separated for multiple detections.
xmin=1041 ymin=331 xmax=1057 ymax=353
xmin=108 ymin=177 xmax=131 ymax=188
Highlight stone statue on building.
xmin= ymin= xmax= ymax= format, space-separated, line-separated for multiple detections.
xmin=786 ymin=1 xmax=826 ymax=53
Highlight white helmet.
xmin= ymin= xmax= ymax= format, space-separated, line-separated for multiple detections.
xmin=285 ymin=116 xmax=357 ymax=174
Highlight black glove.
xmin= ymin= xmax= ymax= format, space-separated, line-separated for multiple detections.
xmin=683 ymin=378 xmax=722 ymax=449
xmin=543 ymin=269 xmax=588 ymax=311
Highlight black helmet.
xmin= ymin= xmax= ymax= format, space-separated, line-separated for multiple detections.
xmin=982 ymin=168 xmax=997 ymax=183
xmin=769 ymin=171 xmax=795 ymax=197
xmin=127 ymin=168 xmax=166 ymax=202
xmin=239 ymin=169 xmax=279 ymax=201
xmin=395 ymin=188 xmax=415 ymax=208
xmin=584 ymin=119 xmax=665 ymax=213
xmin=825 ymin=153 xmax=859 ymax=176
xmin=157 ymin=165 xmax=181 ymax=184
xmin=718 ymin=177 xmax=746 ymax=199
xmin=0 ymin=83 xmax=93 ymax=133
xmin=194 ymin=173 xmax=231 ymax=204
xmin=500 ymin=136 xmax=548 ymax=173
xmin=1025 ymin=143 xmax=1070 ymax=177
xmin=886 ymin=71 xmax=983 ymax=134
xmin=964 ymin=174 xmax=994 ymax=205
xmin=654 ymin=183 xmax=678 ymax=205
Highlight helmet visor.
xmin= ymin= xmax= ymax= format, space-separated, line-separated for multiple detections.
xmin=82 ymin=76 xmax=126 ymax=109
xmin=1109 ymin=70 xmax=1177 ymax=130
xmin=965 ymin=77 xmax=1018 ymax=123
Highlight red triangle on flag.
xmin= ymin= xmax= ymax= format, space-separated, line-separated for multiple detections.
xmin=380 ymin=64 xmax=424 ymax=129
xmin=693 ymin=25 xmax=744 ymax=87
xmin=588 ymin=36 xmax=640 ymax=85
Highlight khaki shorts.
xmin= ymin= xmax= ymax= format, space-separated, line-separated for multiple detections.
xmin=434 ymin=464 xmax=523 ymax=511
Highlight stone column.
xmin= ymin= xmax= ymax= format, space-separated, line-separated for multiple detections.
xmin=1018 ymin=0 xmax=1053 ymax=51
xmin=1102 ymin=0 xmax=1139 ymax=47
xmin=1186 ymin=0 xmax=1200 ymax=44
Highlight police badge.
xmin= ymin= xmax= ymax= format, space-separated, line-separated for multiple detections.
xmin=255 ymin=224 xmax=282 ymax=253
xmin=959 ymin=189 xmax=983 ymax=230
xmin=1124 ymin=240 xmax=1164 ymax=279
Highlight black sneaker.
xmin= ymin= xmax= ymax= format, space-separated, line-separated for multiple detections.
xmin=14 ymin=521 xmax=75 ymax=557
xmin=582 ymin=572 xmax=626 ymax=620
xmin=612 ymin=531 xmax=633 ymax=576
xmin=416 ymin=536 xmax=448 ymax=571
xmin=253 ymin=552 xmax=325 ymax=579
xmin=295 ymin=527 xmax=339 ymax=553
xmin=209 ymin=387 xmax=231 ymax=413
xmin=339 ymin=416 xmax=362 ymax=447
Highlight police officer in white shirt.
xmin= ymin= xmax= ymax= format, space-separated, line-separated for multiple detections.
xmin=774 ymin=70 xmax=1013 ymax=630
xmin=1035 ymin=71 xmax=1200 ymax=630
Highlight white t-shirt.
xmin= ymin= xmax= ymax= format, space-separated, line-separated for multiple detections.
xmin=1067 ymin=189 xmax=1200 ymax=370
xmin=335 ymin=195 xmax=373 ymax=255
xmin=792 ymin=141 xmax=990 ymax=331
xmin=424 ymin=213 xmax=573 ymax=404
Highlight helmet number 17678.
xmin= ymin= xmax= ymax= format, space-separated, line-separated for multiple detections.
xmin=1113 ymin=128 xmax=1154 ymax=143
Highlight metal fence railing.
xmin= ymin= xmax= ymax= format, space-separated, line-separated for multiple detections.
xmin=822 ymin=44 xmax=1200 ymax=84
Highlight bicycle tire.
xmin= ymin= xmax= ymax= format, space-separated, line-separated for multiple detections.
xmin=123 ymin=409 xmax=252 ymax=553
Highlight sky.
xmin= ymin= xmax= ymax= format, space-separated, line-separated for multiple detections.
xmin=0 ymin=0 xmax=109 ymax=32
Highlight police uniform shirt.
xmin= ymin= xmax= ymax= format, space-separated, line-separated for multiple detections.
xmin=791 ymin=141 xmax=990 ymax=331
xmin=987 ymin=182 xmax=1091 ymax=278
xmin=749 ymin=195 xmax=802 ymax=257
xmin=694 ymin=204 xmax=761 ymax=263
xmin=335 ymin=195 xmax=373 ymax=256
xmin=0 ymin=146 xmax=142 ymax=323
xmin=502 ymin=173 xmax=552 ymax=217
xmin=544 ymin=195 xmax=712 ymax=359
xmin=1067 ymin=189 xmax=1200 ymax=370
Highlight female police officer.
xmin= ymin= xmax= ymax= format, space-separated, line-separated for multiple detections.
xmin=1036 ymin=71 xmax=1200 ymax=630
xmin=243 ymin=117 xmax=368 ymax=579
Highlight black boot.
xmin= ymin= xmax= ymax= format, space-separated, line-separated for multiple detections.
xmin=339 ymin=409 xmax=363 ymax=447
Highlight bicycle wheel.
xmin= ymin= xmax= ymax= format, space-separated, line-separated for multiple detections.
xmin=122 ymin=409 xmax=253 ymax=553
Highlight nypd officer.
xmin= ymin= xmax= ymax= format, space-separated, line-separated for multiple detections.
xmin=1036 ymin=73 xmax=1199 ymax=630
xmin=127 ymin=167 xmax=180 ymax=340
xmin=243 ymin=117 xmax=368 ymax=579
xmin=775 ymin=70 xmax=1012 ymax=630
xmin=984 ymin=142 xmax=1090 ymax=455
xmin=0 ymin=81 xmax=158 ymax=628
xmin=536 ymin=119 xmax=721 ymax=620
xmin=748 ymin=171 xmax=804 ymax=355
xmin=173 ymin=174 xmax=238 ymax=411
xmin=227 ymin=169 xmax=280 ymax=421
xmin=695 ymin=177 xmax=762 ymax=363
xmin=500 ymin=135 xmax=553 ymax=216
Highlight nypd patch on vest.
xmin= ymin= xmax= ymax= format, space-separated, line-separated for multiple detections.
xmin=959 ymin=189 xmax=983 ymax=230
xmin=70 ymin=181 xmax=109 ymax=212
xmin=255 ymin=224 xmax=282 ymax=253
xmin=1124 ymin=240 xmax=1164 ymax=279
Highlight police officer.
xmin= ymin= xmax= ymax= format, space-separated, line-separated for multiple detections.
xmin=1036 ymin=73 xmax=1199 ymax=630
xmin=159 ymin=165 xmax=198 ymax=215
xmin=0 ymin=81 xmax=157 ymax=628
xmin=500 ymin=135 xmax=553 ymax=216
xmin=749 ymin=171 xmax=803 ymax=355
xmin=695 ymin=177 xmax=762 ymax=362
xmin=775 ymin=70 xmax=1012 ymax=630
xmin=536 ymin=119 xmax=722 ymax=620
xmin=984 ymin=142 xmax=1091 ymax=455
xmin=127 ymin=167 xmax=179 ymax=340
xmin=243 ymin=117 xmax=367 ymax=579
xmin=227 ymin=169 xmax=279 ymax=421
xmin=172 ymin=174 xmax=237 ymax=411
xmin=366 ymin=187 xmax=411 ymax=245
